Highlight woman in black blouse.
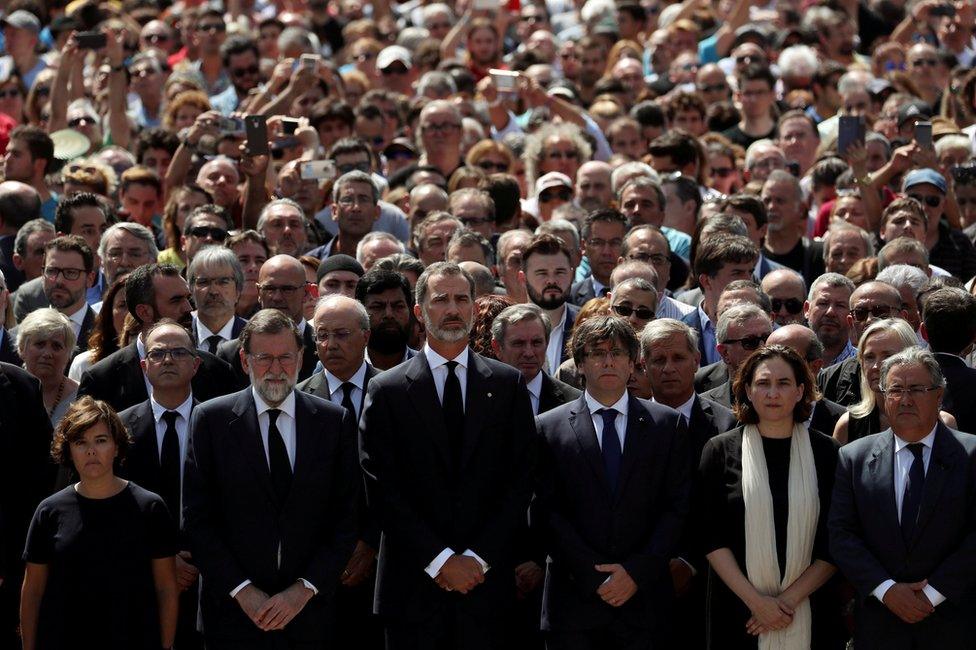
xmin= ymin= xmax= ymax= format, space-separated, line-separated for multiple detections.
xmin=695 ymin=345 xmax=843 ymax=649
xmin=20 ymin=396 xmax=178 ymax=650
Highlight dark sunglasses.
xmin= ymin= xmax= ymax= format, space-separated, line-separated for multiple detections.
xmin=698 ymin=83 xmax=727 ymax=94
xmin=850 ymin=305 xmax=894 ymax=322
xmin=724 ymin=334 xmax=768 ymax=350
xmin=711 ymin=167 xmax=735 ymax=178
xmin=386 ymin=149 xmax=416 ymax=161
xmin=188 ymin=226 xmax=228 ymax=240
xmin=144 ymin=33 xmax=171 ymax=44
xmin=232 ymin=65 xmax=260 ymax=78
xmin=908 ymin=193 xmax=942 ymax=208
xmin=612 ymin=304 xmax=655 ymax=320
xmin=477 ymin=161 xmax=509 ymax=173
xmin=771 ymin=297 xmax=803 ymax=314
xmin=539 ymin=189 xmax=572 ymax=203
xmin=68 ymin=116 xmax=96 ymax=128
xmin=0 ymin=89 xmax=20 ymax=99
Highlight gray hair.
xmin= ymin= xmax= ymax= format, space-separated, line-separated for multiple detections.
xmin=610 ymin=259 xmax=659 ymax=288
xmin=639 ymin=317 xmax=699 ymax=359
xmin=523 ymin=122 xmax=592 ymax=188
xmin=851 ymin=318 xmax=918 ymax=418
xmin=716 ymin=303 xmax=771 ymax=344
xmin=187 ymin=246 xmax=245 ymax=292
xmin=331 ymin=170 xmax=380 ymax=206
xmin=415 ymin=261 xmax=474 ymax=306
xmin=745 ymin=140 xmax=784 ymax=170
xmin=879 ymin=347 xmax=946 ymax=395
xmin=417 ymin=71 xmax=458 ymax=97
xmin=610 ymin=162 xmax=659 ymax=195
xmin=356 ymin=231 xmax=405 ymax=263
xmin=823 ymin=222 xmax=875 ymax=262
xmin=240 ymin=308 xmax=302 ymax=354
xmin=875 ymin=264 xmax=928 ymax=302
xmin=257 ymin=198 xmax=306 ymax=232
xmin=935 ymin=134 xmax=971 ymax=160
xmin=496 ymin=229 xmax=533 ymax=266
xmin=314 ymin=294 xmax=370 ymax=329
xmin=808 ymin=271 xmax=855 ymax=302
xmin=448 ymin=229 xmax=495 ymax=267
xmin=764 ymin=169 xmax=804 ymax=201
xmin=98 ymin=222 xmax=159 ymax=262
xmin=877 ymin=237 xmax=929 ymax=270
xmin=277 ymin=26 xmax=317 ymax=55
xmin=777 ymin=45 xmax=819 ymax=79
xmin=535 ymin=219 xmax=580 ymax=251
xmin=421 ymin=2 xmax=454 ymax=22
xmin=491 ymin=303 xmax=553 ymax=344
xmin=13 ymin=218 xmax=55 ymax=257
xmin=617 ymin=175 xmax=666 ymax=208
xmin=16 ymin=307 xmax=77 ymax=356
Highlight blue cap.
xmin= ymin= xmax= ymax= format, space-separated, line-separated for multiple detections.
xmin=902 ymin=168 xmax=947 ymax=195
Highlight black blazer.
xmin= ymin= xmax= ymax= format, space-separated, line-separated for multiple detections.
xmin=693 ymin=361 xmax=728 ymax=393
xmin=217 ymin=324 xmax=319 ymax=387
xmin=538 ymin=372 xmax=582 ymax=415
xmin=193 ymin=314 xmax=248 ymax=348
xmin=701 ymin=380 xmax=733 ymax=409
xmin=818 ymin=356 xmax=862 ymax=407
xmin=533 ymin=395 xmax=690 ymax=635
xmin=810 ymin=398 xmax=846 ymax=439
xmin=78 ymin=342 xmax=237 ymax=413
xmin=558 ymin=304 xmax=580 ymax=366
xmin=0 ymin=328 xmax=21 ymax=366
xmin=829 ymin=423 xmax=976 ymax=649
xmin=569 ymin=276 xmax=600 ymax=307
xmin=935 ymin=353 xmax=976 ymax=435
xmin=296 ymin=363 xmax=380 ymax=415
xmin=359 ymin=350 xmax=536 ymax=623
xmin=75 ymin=305 xmax=96 ymax=353
xmin=183 ymin=388 xmax=359 ymax=646
xmin=688 ymin=396 xmax=736 ymax=462
xmin=680 ymin=307 xmax=711 ymax=365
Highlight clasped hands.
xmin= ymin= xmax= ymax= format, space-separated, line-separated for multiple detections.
xmin=435 ymin=554 xmax=485 ymax=594
xmin=883 ymin=580 xmax=935 ymax=624
xmin=745 ymin=594 xmax=795 ymax=636
xmin=596 ymin=563 xmax=638 ymax=607
xmin=235 ymin=582 xmax=314 ymax=631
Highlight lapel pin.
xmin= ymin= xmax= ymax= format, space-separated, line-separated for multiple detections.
xmin=487 ymin=392 xmax=493 ymax=398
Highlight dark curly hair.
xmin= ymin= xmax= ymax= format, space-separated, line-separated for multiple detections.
xmin=732 ymin=344 xmax=820 ymax=424
xmin=51 ymin=396 xmax=132 ymax=468
xmin=470 ymin=294 xmax=514 ymax=359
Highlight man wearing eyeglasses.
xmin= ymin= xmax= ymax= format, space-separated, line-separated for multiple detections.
xmin=417 ymin=100 xmax=464 ymax=178
xmin=188 ymin=247 xmax=246 ymax=355
xmin=701 ymin=303 xmax=773 ymax=408
xmin=450 ymin=188 xmax=497 ymax=240
xmin=819 ymin=280 xmax=908 ymax=407
xmin=608 ymin=278 xmax=658 ymax=334
xmin=37 ymin=235 xmax=95 ymax=354
xmin=620 ymin=225 xmax=695 ymax=321
xmin=189 ymin=8 xmax=229 ymax=97
xmin=120 ymin=319 xmax=203 ymax=650
xmin=761 ymin=268 xmax=807 ymax=326
xmin=830 ymin=347 xmax=976 ymax=650
xmin=321 ymin=171 xmax=382 ymax=259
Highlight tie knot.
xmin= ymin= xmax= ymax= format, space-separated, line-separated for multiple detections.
xmin=597 ymin=408 xmax=617 ymax=425
xmin=267 ymin=408 xmax=280 ymax=426
xmin=907 ymin=442 xmax=925 ymax=460
xmin=446 ymin=360 xmax=458 ymax=375
xmin=341 ymin=381 xmax=355 ymax=396
xmin=206 ymin=334 xmax=221 ymax=344
xmin=162 ymin=410 xmax=179 ymax=426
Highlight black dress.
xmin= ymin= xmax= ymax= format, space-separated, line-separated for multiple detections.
xmin=23 ymin=482 xmax=177 ymax=650
xmin=847 ymin=407 xmax=882 ymax=444
xmin=694 ymin=426 xmax=845 ymax=650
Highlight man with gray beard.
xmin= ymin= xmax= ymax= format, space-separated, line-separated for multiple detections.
xmin=184 ymin=308 xmax=360 ymax=649
xmin=360 ymin=261 xmax=536 ymax=648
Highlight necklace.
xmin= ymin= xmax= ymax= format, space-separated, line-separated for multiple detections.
xmin=48 ymin=376 xmax=66 ymax=418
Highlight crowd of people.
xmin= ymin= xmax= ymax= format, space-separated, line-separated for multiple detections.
xmin=0 ymin=0 xmax=975 ymax=648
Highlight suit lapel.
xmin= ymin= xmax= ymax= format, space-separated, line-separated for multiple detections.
xmin=539 ymin=374 xmax=559 ymax=414
xmin=616 ymin=396 xmax=652 ymax=503
xmin=405 ymin=354 xmax=453 ymax=468
xmin=301 ymin=327 xmax=318 ymax=379
xmin=460 ymin=354 xmax=492 ymax=469
xmin=122 ymin=345 xmax=150 ymax=404
xmin=302 ymin=372 xmax=331 ymax=400
xmin=568 ymin=395 xmax=610 ymax=499
xmin=230 ymin=390 xmax=277 ymax=505
xmin=868 ymin=430 xmax=906 ymax=554
xmin=909 ymin=424 xmax=958 ymax=548
xmin=288 ymin=393 xmax=317 ymax=508
xmin=361 ymin=364 xmax=378 ymax=413
xmin=77 ymin=307 xmax=95 ymax=352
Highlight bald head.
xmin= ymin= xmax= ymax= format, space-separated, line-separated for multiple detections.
xmin=257 ymin=254 xmax=307 ymax=322
xmin=459 ymin=261 xmax=496 ymax=297
xmin=761 ymin=268 xmax=806 ymax=326
xmin=0 ymin=180 xmax=41 ymax=234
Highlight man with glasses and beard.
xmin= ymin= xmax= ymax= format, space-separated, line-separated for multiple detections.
xmin=35 ymin=235 xmax=96 ymax=354
xmin=356 ymin=268 xmax=418 ymax=371
xmin=184 ymin=308 xmax=359 ymax=650
xmin=520 ymin=234 xmax=578 ymax=376
xmin=360 ymin=262 xmax=535 ymax=649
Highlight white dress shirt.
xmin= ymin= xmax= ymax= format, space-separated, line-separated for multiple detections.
xmin=193 ymin=312 xmax=236 ymax=353
xmin=421 ymin=345 xmax=489 ymax=580
xmin=545 ymin=307 xmax=568 ymax=376
xmin=654 ymin=393 xmax=695 ymax=426
xmin=584 ymin=390 xmax=629 ymax=452
xmin=323 ymin=361 xmax=368 ymax=420
xmin=66 ymin=303 xmax=88 ymax=340
xmin=149 ymin=392 xmax=193 ymax=523
xmin=526 ymin=372 xmax=544 ymax=416
xmin=872 ymin=425 xmax=944 ymax=607
xmin=656 ymin=295 xmax=695 ymax=320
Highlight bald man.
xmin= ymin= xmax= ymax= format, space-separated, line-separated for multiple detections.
xmin=761 ymin=268 xmax=807 ymax=326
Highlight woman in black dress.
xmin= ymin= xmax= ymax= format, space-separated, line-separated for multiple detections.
xmin=20 ymin=396 xmax=178 ymax=650
xmin=695 ymin=345 xmax=842 ymax=649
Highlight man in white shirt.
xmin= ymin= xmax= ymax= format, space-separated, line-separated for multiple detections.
xmin=187 ymin=247 xmax=246 ymax=354
xmin=520 ymin=234 xmax=579 ymax=375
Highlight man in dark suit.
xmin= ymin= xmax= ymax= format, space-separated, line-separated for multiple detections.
xmin=921 ymin=288 xmax=976 ymax=435
xmin=521 ymin=234 xmax=580 ymax=375
xmin=187 ymin=247 xmax=248 ymax=354
xmin=119 ymin=319 xmax=203 ymax=649
xmin=700 ymin=304 xmax=773 ymax=408
xmin=38 ymin=234 xmax=96 ymax=354
xmin=360 ymin=262 xmax=536 ymax=649
xmin=0 ymin=361 xmax=54 ymax=647
xmin=184 ymin=309 xmax=360 ymax=649
xmin=297 ymin=294 xmax=382 ymax=650
xmin=78 ymin=263 xmax=237 ymax=412
xmin=356 ymin=268 xmax=418 ymax=371
xmin=830 ymin=347 xmax=976 ymax=648
xmin=569 ymin=209 xmax=628 ymax=306
xmin=217 ymin=254 xmax=318 ymax=384
xmin=534 ymin=315 xmax=690 ymax=648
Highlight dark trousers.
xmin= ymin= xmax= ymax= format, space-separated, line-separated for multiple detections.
xmin=546 ymin=622 xmax=653 ymax=650
xmin=176 ymin=584 xmax=203 ymax=650
xmin=385 ymin=606 xmax=508 ymax=650
xmin=334 ymin=579 xmax=383 ymax=649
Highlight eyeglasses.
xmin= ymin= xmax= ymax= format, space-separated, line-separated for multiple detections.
xmin=68 ymin=116 xmax=96 ymax=128
xmin=423 ymin=121 xmax=461 ymax=133
xmin=881 ymin=385 xmax=941 ymax=399
xmin=771 ymin=297 xmax=803 ymax=314
xmin=849 ymin=305 xmax=894 ymax=321
xmin=196 ymin=22 xmax=226 ymax=33
xmin=460 ymin=215 xmax=493 ymax=226
xmin=697 ymin=83 xmax=727 ymax=94
xmin=193 ymin=276 xmax=235 ymax=289
xmin=247 ymin=352 xmax=298 ymax=368
xmin=43 ymin=266 xmax=86 ymax=281
xmin=723 ymin=334 xmax=768 ymax=350
xmin=188 ymin=226 xmax=228 ymax=240
xmin=232 ymin=65 xmax=260 ymax=78
xmin=584 ymin=348 xmax=629 ymax=362
xmin=353 ymin=52 xmax=376 ymax=62
xmin=735 ymin=55 xmax=765 ymax=65
xmin=477 ymin=161 xmax=509 ymax=173
xmin=386 ymin=149 xmax=416 ymax=161
xmin=545 ymin=149 xmax=579 ymax=160
xmin=130 ymin=67 xmax=157 ymax=78
xmin=257 ymin=283 xmax=306 ymax=295
xmin=314 ymin=328 xmax=358 ymax=343
xmin=908 ymin=194 xmax=942 ymax=208
xmin=144 ymin=33 xmax=171 ymax=44
xmin=627 ymin=253 xmax=669 ymax=266
xmin=0 ymin=89 xmax=20 ymax=99
xmin=106 ymin=247 xmax=149 ymax=262
xmin=146 ymin=347 xmax=195 ymax=363
xmin=612 ymin=304 xmax=655 ymax=320
xmin=910 ymin=58 xmax=938 ymax=68
xmin=337 ymin=194 xmax=376 ymax=207
xmin=519 ymin=14 xmax=544 ymax=23
xmin=539 ymin=189 xmax=572 ymax=203
xmin=336 ymin=160 xmax=371 ymax=175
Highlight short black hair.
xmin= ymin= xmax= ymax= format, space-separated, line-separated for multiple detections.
xmin=135 ymin=128 xmax=180 ymax=162
xmin=220 ymin=35 xmax=259 ymax=68
xmin=125 ymin=264 xmax=182 ymax=325
xmin=922 ymin=287 xmax=976 ymax=355
xmin=737 ymin=64 xmax=776 ymax=90
xmin=10 ymin=125 xmax=54 ymax=173
xmin=648 ymin=131 xmax=699 ymax=169
xmin=571 ymin=315 xmax=640 ymax=366
xmin=54 ymin=192 xmax=107 ymax=235
xmin=581 ymin=208 xmax=628 ymax=242
xmin=630 ymin=101 xmax=666 ymax=128
xmin=356 ymin=268 xmax=414 ymax=309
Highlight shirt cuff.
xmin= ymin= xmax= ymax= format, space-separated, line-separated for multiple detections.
xmin=425 ymin=548 xmax=455 ymax=579
xmin=230 ymin=579 xmax=252 ymax=598
xmin=676 ymin=556 xmax=698 ymax=577
xmin=923 ymin=584 xmax=946 ymax=607
xmin=872 ymin=579 xmax=896 ymax=602
xmin=299 ymin=578 xmax=318 ymax=595
xmin=462 ymin=549 xmax=490 ymax=574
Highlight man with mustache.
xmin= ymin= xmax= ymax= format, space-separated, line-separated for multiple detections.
xmin=804 ymin=273 xmax=856 ymax=367
xmin=521 ymin=234 xmax=578 ymax=375
xmin=184 ymin=308 xmax=360 ymax=649
xmin=188 ymin=247 xmax=247 ymax=355
xmin=360 ymin=262 xmax=536 ymax=649
xmin=356 ymin=267 xmax=418 ymax=371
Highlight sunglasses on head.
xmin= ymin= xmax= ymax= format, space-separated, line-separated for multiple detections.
xmin=724 ymin=334 xmax=768 ymax=350
xmin=612 ymin=304 xmax=655 ymax=320
xmin=539 ymin=189 xmax=572 ymax=203
xmin=771 ymin=297 xmax=803 ymax=314
xmin=908 ymin=193 xmax=942 ymax=208
xmin=850 ymin=305 xmax=893 ymax=322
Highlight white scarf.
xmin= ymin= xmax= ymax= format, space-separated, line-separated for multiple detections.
xmin=742 ymin=423 xmax=819 ymax=650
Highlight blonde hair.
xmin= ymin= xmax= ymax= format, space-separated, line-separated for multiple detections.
xmin=850 ymin=318 xmax=918 ymax=418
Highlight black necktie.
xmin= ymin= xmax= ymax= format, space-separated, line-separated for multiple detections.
xmin=901 ymin=442 xmax=926 ymax=541
xmin=205 ymin=335 xmax=222 ymax=355
xmin=598 ymin=286 xmax=609 ymax=297
xmin=442 ymin=361 xmax=464 ymax=462
xmin=267 ymin=409 xmax=292 ymax=504
xmin=340 ymin=382 xmax=357 ymax=421
xmin=159 ymin=411 xmax=182 ymax=521
xmin=598 ymin=408 xmax=622 ymax=494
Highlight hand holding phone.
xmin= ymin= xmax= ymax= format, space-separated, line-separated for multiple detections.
xmin=914 ymin=121 xmax=933 ymax=149
xmin=76 ymin=31 xmax=107 ymax=50
xmin=244 ymin=115 xmax=269 ymax=156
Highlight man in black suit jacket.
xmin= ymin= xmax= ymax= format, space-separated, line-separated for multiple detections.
xmin=534 ymin=315 xmax=690 ymax=649
xmin=217 ymin=254 xmax=319 ymax=384
xmin=360 ymin=262 xmax=536 ymax=649
xmin=693 ymin=360 xmax=728 ymax=393
xmin=0 ymin=362 xmax=54 ymax=647
xmin=187 ymin=246 xmax=249 ymax=354
xmin=118 ymin=320 xmax=203 ymax=649
xmin=297 ymin=294 xmax=382 ymax=650
xmin=34 ymin=235 xmax=98 ymax=355
xmin=0 ymin=324 xmax=20 ymax=365
xmin=920 ymin=288 xmax=976 ymax=434
xmin=184 ymin=309 xmax=359 ymax=649
xmin=568 ymin=210 xmax=629 ymax=307
xmin=0 ymin=181 xmax=42 ymax=293
xmin=78 ymin=264 xmax=237 ymax=412
xmin=829 ymin=348 xmax=976 ymax=649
